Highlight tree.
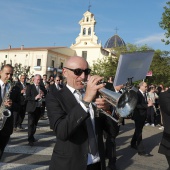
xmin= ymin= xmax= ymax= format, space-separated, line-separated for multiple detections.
xmin=146 ymin=50 xmax=170 ymax=86
xmin=159 ymin=1 xmax=170 ymax=45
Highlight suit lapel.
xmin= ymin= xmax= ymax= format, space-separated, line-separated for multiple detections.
xmin=59 ymin=86 xmax=78 ymax=109
xmin=32 ymin=84 xmax=38 ymax=95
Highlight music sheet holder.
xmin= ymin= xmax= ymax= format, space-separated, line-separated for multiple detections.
xmin=113 ymin=51 xmax=154 ymax=86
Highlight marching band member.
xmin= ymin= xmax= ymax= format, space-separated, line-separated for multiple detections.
xmin=46 ymin=56 xmax=119 ymax=170
xmin=0 ymin=64 xmax=20 ymax=159
xmin=25 ymin=74 xmax=47 ymax=146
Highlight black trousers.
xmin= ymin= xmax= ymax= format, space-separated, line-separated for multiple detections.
xmin=105 ymin=136 xmax=117 ymax=166
xmin=87 ymin=162 xmax=101 ymax=170
xmin=0 ymin=132 xmax=10 ymax=160
xmin=28 ymin=107 xmax=41 ymax=142
xmin=13 ymin=104 xmax=26 ymax=128
xmin=131 ymin=119 xmax=145 ymax=152
xmin=40 ymin=101 xmax=46 ymax=117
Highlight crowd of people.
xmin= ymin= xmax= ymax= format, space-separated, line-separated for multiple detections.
xmin=0 ymin=57 xmax=170 ymax=170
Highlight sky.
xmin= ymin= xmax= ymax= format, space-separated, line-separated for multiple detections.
xmin=0 ymin=0 xmax=169 ymax=51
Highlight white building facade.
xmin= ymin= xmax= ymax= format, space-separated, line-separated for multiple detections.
xmin=0 ymin=46 xmax=76 ymax=77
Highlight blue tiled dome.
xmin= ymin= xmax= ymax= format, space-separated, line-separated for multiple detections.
xmin=104 ymin=34 xmax=126 ymax=48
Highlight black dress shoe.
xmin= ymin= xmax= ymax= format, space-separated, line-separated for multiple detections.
xmin=131 ymin=145 xmax=137 ymax=150
xmin=138 ymin=152 xmax=153 ymax=157
xmin=33 ymin=138 xmax=38 ymax=142
xmin=28 ymin=141 xmax=34 ymax=146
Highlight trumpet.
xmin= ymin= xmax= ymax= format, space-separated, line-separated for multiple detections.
xmin=81 ymin=81 xmax=138 ymax=123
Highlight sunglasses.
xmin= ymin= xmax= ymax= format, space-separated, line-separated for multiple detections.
xmin=64 ymin=67 xmax=91 ymax=76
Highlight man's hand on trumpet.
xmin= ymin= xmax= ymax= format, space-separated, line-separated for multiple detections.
xmin=95 ymin=97 xmax=111 ymax=111
xmin=83 ymin=75 xmax=105 ymax=103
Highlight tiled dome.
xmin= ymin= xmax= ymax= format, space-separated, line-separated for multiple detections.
xmin=104 ymin=34 xmax=126 ymax=48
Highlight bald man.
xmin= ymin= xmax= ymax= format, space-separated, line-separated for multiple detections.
xmin=131 ymin=81 xmax=153 ymax=156
xmin=46 ymin=56 xmax=119 ymax=170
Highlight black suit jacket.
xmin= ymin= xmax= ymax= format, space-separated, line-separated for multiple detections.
xmin=16 ymin=81 xmax=26 ymax=105
xmin=132 ymin=90 xmax=148 ymax=121
xmin=26 ymin=84 xmax=47 ymax=112
xmin=159 ymin=89 xmax=170 ymax=116
xmin=46 ymin=86 xmax=119 ymax=170
xmin=0 ymin=85 xmax=20 ymax=136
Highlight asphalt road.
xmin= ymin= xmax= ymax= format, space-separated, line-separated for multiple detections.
xmin=0 ymin=115 xmax=168 ymax=170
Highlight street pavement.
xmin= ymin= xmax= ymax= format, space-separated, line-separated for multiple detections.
xmin=0 ymin=115 xmax=168 ymax=170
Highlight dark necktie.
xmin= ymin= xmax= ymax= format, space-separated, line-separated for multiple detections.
xmin=36 ymin=85 xmax=40 ymax=93
xmin=2 ymin=84 xmax=6 ymax=99
xmin=143 ymin=92 xmax=147 ymax=102
xmin=75 ymin=90 xmax=98 ymax=156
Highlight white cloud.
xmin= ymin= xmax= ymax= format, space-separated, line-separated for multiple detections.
xmin=134 ymin=33 xmax=165 ymax=45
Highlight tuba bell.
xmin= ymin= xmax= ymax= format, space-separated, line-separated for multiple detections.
xmin=98 ymin=87 xmax=138 ymax=118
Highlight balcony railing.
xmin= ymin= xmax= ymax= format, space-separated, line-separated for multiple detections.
xmin=34 ymin=66 xmax=42 ymax=71
xmin=47 ymin=66 xmax=54 ymax=72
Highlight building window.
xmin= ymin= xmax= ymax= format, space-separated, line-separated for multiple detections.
xmin=86 ymin=17 xmax=89 ymax=22
xmin=4 ymin=60 xmax=6 ymax=65
xmin=51 ymin=60 xmax=54 ymax=67
xmin=5 ymin=55 xmax=7 ymax=58
xmin=37 ymin=59 xmax=41 ymax=66
xmin=83 ymin=28 xmax=86 ymax=35
xmin=88 ymin=28 xmax=91 ymax=35
xmin=82 ymin=51 xmax=87 ymax=60
xmin=10 ymin=60 xmax=12 ymax=65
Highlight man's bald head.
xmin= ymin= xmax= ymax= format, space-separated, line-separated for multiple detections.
xmin=65 ymin=56 xmax=88 ymax=68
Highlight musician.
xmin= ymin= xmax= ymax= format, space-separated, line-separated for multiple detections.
xmin=158 ymin=88 xmax=170 ymax=169
xmin=26 ymin=74 xmax=47 ymax=146
xmin=14 ymin=74 xmax=27 ymax=130
xmin=131 ymin=81 xmax=153 ymax=156
xmin=49 ymin=76 xmax=63 ymax=93
xmin=105 ymin=84 xmax=123 ymax=170
xmin=46 ymin=56 xmax=119 ymax=170
xmin=40 ymin=75 xmax=48 ymax=120
xmin=0 ymin=64 xmax=20 ymax=159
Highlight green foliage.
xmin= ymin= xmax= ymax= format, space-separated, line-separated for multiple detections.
xmin=159 ymin=1 xmax=170 ymax=45
xmin=146 ymin=50 xmax=170 ymax=86
xmin=91 ymin=56 xmax=118 ymax=81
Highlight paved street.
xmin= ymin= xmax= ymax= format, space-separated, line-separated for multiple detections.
xmin=0 ymin=115 xmax=168 ymax=170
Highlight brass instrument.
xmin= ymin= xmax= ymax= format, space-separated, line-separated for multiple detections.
xmin=81 ymin=81 xmax=138 ymax=123
xmin=0 ymin=80 xmax=14 ymax=130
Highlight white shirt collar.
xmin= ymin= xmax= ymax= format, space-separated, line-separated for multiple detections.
xmin=0 ymin=79 xmax=5 ymax=87
xmin=139 ymin=89 xmax=145 ymax=95
xmin=66 ymin=84 xmax=76 ymax=94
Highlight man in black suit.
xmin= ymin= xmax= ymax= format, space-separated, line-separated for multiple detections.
xmin=14 ymin=74 xmax=27 ymax=130
xmin=158 ymin=88 xmax=170 ymax=169
xmin=26 ymin=74 xmax=47 ymax=146
xmin=131 ymin=81 xmax=153 ymax=156
xmin=105 ymin=83 xmax=124 ymax=170
xmin=46 ymin=56 xmax=119 ymax=170
xmin=0 ymin=64 xmax=20 ymax=159
xmin=49 ymin=76 xmax=63 ymax=93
